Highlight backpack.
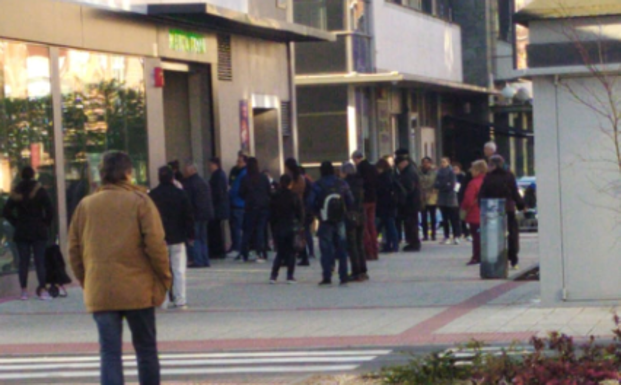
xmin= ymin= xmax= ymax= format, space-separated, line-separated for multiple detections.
xmin=318 ymin=179 xmax=346 ymax=223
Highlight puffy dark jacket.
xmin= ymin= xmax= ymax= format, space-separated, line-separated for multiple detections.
xmin=2 ymin=180 xmax=54 ymax=242
xmin=229 ymin=166 xmax=246 ymax=209
xmin=479 ymin=168 xmax=525 ymax=213
xmin=435 ymin=167 xmax=458 ymax=208
xmin=307 ymin=175 xmax=354 ymax=221
xmin=149 ymin=182 xmax=195 ymax=245
xmin=182 ymin=174 xmax=214 ymax=222
xmin=376 ymin=170 xmax=397 ymax=218
xmin=396 ymin=163 xmax=421 ymax=216
xmin=240 ymin=173 xmax=271 ymax=211
xmin=270 ymin=187 xmax=303 ymax=232
xmin=209 ymin=168 xmax=230 ymax=220
xmin=357 ymin=159 xmax=378 ymax=203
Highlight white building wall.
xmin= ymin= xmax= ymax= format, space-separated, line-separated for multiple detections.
xmin=59 ymin=0 xmax=248 ymax=13
xmin=372 ymin=0 xmax=462 ymax=82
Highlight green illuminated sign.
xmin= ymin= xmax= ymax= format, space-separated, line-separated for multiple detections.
xmin=169 ymin=29 xmax=207 ymax=54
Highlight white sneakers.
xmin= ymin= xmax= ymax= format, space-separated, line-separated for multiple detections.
xmin=441 ymin=238 xmax=461 ymax=246
xmin=20 ymin=290 xmax=28 ymax=301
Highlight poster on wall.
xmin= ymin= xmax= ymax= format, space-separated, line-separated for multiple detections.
xmin=239 ymin=100 xmax=250 ymax=153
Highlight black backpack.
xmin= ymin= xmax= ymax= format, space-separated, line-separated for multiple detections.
xmin=318 ymin=179 xmax=346 ymax=223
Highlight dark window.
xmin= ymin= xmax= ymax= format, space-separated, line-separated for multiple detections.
xmin=295 ymin=35 xmax=348 ymax=74
xmin=294 ymin=0 xmax=345 ymax=31
xmin=498 ymin=0 xmax=513 ymax=42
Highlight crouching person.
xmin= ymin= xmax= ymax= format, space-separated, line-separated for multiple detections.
xmin=69 ymin=151 xmax=171 ymax=385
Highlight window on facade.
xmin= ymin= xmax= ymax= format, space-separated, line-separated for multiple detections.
xmin=497 ymin=0 xmax=512 ymax=42
xmin=0 ymin=40 xmax=56 ymax=275
xmin=59 ymin=49 xmax=148 ymax=222
xmin=387 ymin=0 xmax=453 ymax=22
xmin=294 ymin=0 xmax=345 ymax=31
xmin=295 ymin=35 xmax=348 ymax=74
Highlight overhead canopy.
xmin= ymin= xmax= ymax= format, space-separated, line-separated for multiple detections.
xmin=295 ymin=72 xmax=495 ymax=95
xmin=515 ymin=0 xmax=621 ymax=25
xmin=147 ymin=3 xmax=335 ymax=43
xmin=445 ymin=116 xmax=534 ymax=139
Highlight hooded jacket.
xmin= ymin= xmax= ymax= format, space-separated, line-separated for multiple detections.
xmin=2 ymin=180 xmax=54 ymax=242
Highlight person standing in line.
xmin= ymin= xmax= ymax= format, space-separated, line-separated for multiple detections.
xmin=453 ymin=162 xmax=471 ymax=241
xmin=183 ymin=161 xmax=214 ymax=268
xmin=228 ymin=152 xmax=247 ymax=258
xmin=2 ymin=167 xmax=54 ymax=301
xmin=308 ymin=161 xmax=353 ymax=286
xmin=69 ymin=151 xmax=171 ymax=385
xmin=300 ymin=166 xmax=316 ymax=262
xmin=435 ymin=157 xmax=461 ymax=245
xmin=239 ymin=157 xmax=271 ymax=263
xmin=341 ymin=163 xmax=368 ymax=282
xmin=479 ymin=155 xmax=525 ymax=270
xmin=460 ymin=160 xmax=488 ymax=266
xmin=351 ymin=151 xmax=379 ymax=261
xmin=394 ymin=152 xmax=422 ymax=252
xmin=484 ymin=141 xmax=498 ymax=162
xmin=208 ymin=157 xmax=230 ymax=260
xmin=269 ymin=174 xmax=303 ymax=284
xmin=167 ymin=160 xmax=184 ymax=189
xmin=284 ymin=158 xmax=310 ymax=266
xmin=419 ymin=157 xmax=438 ymax=242
xmin=375 ymin=158 xmax=399 ymax=253
xmin=149 ymin=166 xmax=194 ymax=309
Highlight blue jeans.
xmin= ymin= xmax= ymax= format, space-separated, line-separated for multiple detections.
xmin=241 ymin=209 xmax=269 ymax=260
xmin=188 ymin=221 xmax=209 ymax=267
xmin=230 ymin=208 xmax=245 ymax=253
xmin=377 ymin=216 xmax=399 ymax=252
xmin=318 ymin=222 xmax=348 ymax=283
xmin=93 ymin=308 xmax=159 ymax=385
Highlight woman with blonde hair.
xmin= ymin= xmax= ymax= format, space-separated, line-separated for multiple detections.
xmin=460 ymin=160 xmax=488 ymax=265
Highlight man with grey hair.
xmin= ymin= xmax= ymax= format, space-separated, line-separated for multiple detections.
xmin=484 ymin=141 xmax=497 ymax=161
xmin=183 ymin=160 xmax=214 ymax=268
xmin=351 ymin=150 xmax=379 ymax=261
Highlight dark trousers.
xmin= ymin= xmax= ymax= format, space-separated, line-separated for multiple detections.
xmin=270 ymin=228 xmax=295 ymax=280
xmin=346 ymin=223 xmax=367 ymax=278
xmin=470 ymin=223 xmax=481 ymax=261
xmin=93 ymin=308 xmax=159 ymax=385
xmin=421 ymin=205 xmax=437 ymax=240
xmin=188 ymin=221 xmax=209 ymax=267
xmin=376 ymin=216 xmax=399 ymax=252
xmin=461 ymin=221 xmax=471 ymax=238
xmin=362 ymin=203 xmax=378 ymax=260
xmin=439 ymin=206 xmax=461 ymax=239
xmin=396 ymin=216 xmax=405 ymax=243
xmin=404 ymin=213 xmax=421 ymax=249
xmin=241 ymin=209 xmax=269 ymax=260
xmin=16 ymin=240 xmax=47 ymax=290
xmin=229 ymin=208 xmax=245 ymax=253
xmin=318 ymin=222 xmax=348 ymax=283
xmin=208 ymin=220 xmax=225 ymax=259
xmin=507 ymin=211 xmax=520 ymax=266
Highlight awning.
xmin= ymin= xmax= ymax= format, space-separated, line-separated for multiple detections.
xmin=147 ymin=3 xmax=335 ymax=43
xmin=295 ymin=72 xmax=495 ymax=95
xmin=446 ymin=116 xmax=534 ymax=139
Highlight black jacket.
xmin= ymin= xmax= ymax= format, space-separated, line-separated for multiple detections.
xmin=396 ymin=163 xmax=422 ymax=216
xmin=269 ymin=187 xmax=303 ymax=233
xmin=376 ymin=170 xmax=397 ymax=218
xmin=345 ymin=174 xmax=365 ymax=228
xmin=2 ymin=180 xmax=54 ymax=242
xmin=357 ymin=159 xmax=378 ymax=204
xmin=479 ymin=168 xmax=525 ymax=213
xmin=240 ymin=173 xmax=271 ymax=211
xmin=149 ymin=182 xmax=195 ymax=245
xmin=209 ymin=168 xmax=230 ymax=220
xmin=182 ymin=174 xmax=214 ymax=222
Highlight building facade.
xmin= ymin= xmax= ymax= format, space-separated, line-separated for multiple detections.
xmin=0 ymin=0 xmax=331 ymax=296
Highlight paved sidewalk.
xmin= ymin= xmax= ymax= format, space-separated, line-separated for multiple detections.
xmin=0 ymin=234 xmax=618 ymax=355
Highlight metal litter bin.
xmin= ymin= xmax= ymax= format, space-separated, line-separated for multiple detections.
xmin=480 ymin=199 xmax=508 ymax=279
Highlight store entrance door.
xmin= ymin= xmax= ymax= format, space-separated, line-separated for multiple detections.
xmin=253 ymin=108 xmax=281 ymax=175
xmin=164 ymin=70 xmax=192 ymax=166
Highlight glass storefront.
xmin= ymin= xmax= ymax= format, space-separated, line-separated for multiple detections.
xmin=59 ymin=49 xmax=148 ymax=222
xmin=0 ymin=40 xmax=57 ymax=275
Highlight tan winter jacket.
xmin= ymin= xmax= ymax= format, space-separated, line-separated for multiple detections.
xmin=69 ymin=181 xmax=171 ymax=313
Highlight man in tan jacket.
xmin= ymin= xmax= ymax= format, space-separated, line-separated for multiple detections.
xmin=69 ymin=151 xmax=171 ymax=385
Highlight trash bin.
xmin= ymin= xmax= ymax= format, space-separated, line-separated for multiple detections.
xmin=480 ymin=198 xmax=508 ymax=279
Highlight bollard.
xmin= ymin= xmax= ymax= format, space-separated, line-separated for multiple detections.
xmin=480 ymin=199 xmax=508 ymax=279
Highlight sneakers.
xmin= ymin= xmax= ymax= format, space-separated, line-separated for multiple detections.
xmin=511 ymin=264 xmax=520 ymax=270
xmin=20 ymin=290 xmax=28 ymax=301
xmin=466 ymin=259 xmax=480 ymax=266
xmin=256 ymin=258 xmax=266 ymax=264
xmin=441 ymin=238 xmax=453 ymax=245
xmin=453 ymin=238 xmax=461 ymax=246
xmin=38 ymin=290 xmax=52 ymax=301
xmin=269 ymin=279 xmax=276 ymax=285
xmin=403 ymin=244 xmax=421 ymax=252
xmin=339 ymin=281 xmax=348 ymax=287
xmin=173 ymin=304 xmax=188 ymax=310
xmin=318 ymin=280 xmax=332 ymax=286
xmin=287 ymin=279 xmax=297 ymax=285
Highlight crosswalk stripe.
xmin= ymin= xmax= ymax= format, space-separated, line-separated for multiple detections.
xmin=0 ymin=365 xmax=361 ymax=380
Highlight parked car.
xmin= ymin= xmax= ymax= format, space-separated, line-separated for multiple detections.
xmin=517 ymin=176 xmax=538 ymax=232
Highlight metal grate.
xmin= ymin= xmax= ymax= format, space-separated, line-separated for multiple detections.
xmin=281 ymin=101 xmax=292 ymax=137
xmin=217 ymin=34 xmax=232 ymax=81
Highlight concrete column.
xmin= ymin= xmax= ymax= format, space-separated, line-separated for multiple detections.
xmin=144 ymin=58 xmax=166 ymax=189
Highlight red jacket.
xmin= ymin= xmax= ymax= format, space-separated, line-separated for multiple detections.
xmin=461 ymin=174 xmax=485 ymax=225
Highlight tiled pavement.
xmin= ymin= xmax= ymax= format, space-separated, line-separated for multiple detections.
xmin=0 ymin=234 xmax=618 ymax=356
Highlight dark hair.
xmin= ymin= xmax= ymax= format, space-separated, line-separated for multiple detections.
xmin=376 ymin=158 xmax=391 ymax=173
xmin=285 ymin=158 xmax=301 ymax=181
xmin=279 ymin=174 xmax=292 ymax=189
xmin=209 ymin=157 xmax=221 ymax=168
xmin=452 ymin=161 xmax=463 ymax=170
xmin=320 ymin=161 xmax=334 ymax=177
xmin=158 ymin=166 xmax=174 ymax=184
xmin=168 ymin=160 xmax=180 ymax=171
xmin=422 ymin=156 xmax=433 ymax=163
xmin=246 ymin=157 xmax=260 ymax=176
xmin=100 ymin=151 xmax=133 ymax=184
xmin=395 ymin=148 xmax=409 ymax=157
xmin=21 ymin=167 xmax=35 ymax=181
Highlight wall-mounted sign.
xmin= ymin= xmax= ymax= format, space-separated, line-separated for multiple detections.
xmin=169 ymin=29 xmax=207 ymax=54
xmin=240 ymin=100 xmax=250 ymax=153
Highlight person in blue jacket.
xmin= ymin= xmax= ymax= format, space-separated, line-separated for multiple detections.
xmin=228 ymin=152 xmax=247 ymax=257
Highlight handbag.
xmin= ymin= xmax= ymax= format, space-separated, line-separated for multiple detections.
xmin=459 ymin=209 xmax=468 ymax=221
